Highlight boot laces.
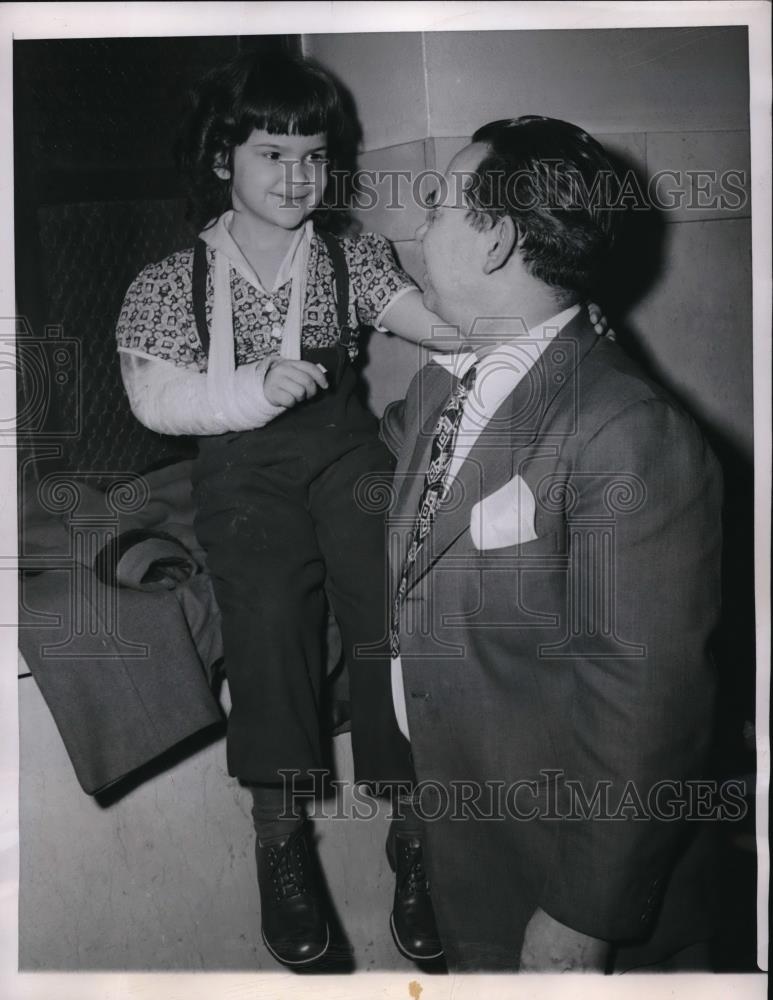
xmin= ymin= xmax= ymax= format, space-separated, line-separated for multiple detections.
xmin=401 ymin=838 xmax=430 ymax=895
xmin=268 ymin=834 xmax=309 ymax=902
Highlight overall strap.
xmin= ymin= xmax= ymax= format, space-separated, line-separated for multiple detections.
xmin=192 ymin=238 xmax=210 ymax=355
xmin=317 ymin=229 xmax=355 ymax=348
xmin=192 ymin=231 xmax=355 ymax=357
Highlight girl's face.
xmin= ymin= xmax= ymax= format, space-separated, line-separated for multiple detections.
xmin=217 ymin=128 xmax=328 ymax=232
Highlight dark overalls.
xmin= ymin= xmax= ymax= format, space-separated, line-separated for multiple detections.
xmin=190 ymin=231 xmax=412 ymax=787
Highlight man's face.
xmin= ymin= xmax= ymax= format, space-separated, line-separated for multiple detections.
xmin=416 ymin=142 xmax=490 ymax=331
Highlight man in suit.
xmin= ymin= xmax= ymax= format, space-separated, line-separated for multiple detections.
xmin=380 ymin=116 xmax=723 ymax=972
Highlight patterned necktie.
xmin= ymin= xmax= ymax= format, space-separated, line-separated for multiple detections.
xmin=390 ymin=363 xmax=477 ymax=659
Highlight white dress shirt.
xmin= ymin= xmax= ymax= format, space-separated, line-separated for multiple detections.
xmin=390 ymin=303 xmax=582 ymax=739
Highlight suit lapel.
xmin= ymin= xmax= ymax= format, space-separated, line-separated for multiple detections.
xmin=394 ymin=363 xmax=457 ymax=513
xmin=399 ymin=311 xmax=601 ymax=595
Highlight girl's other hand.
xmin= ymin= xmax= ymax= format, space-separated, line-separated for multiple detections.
xmin=263 ymin=359 xmax=328 ymax=408
xmin=587 ymin=301 xmax=615 ymax=341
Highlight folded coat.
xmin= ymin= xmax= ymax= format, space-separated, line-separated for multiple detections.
xmin=18 ymin=461 xmax=224 ymax=795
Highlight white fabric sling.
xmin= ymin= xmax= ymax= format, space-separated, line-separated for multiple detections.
xmin=119 ymin=214 xmax=314 ymax=436
xmin=202 ymin=216 xmax=312 ymax=426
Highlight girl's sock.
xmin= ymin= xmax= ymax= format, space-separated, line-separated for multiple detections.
xmin=249 ymin=783 xmax=305 ymax=841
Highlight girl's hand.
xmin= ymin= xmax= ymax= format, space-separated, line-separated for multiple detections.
xmin=587 ymin=302 xmax=615 ymax=341
xmin=263 ymin=359 xmax=328 ymax=408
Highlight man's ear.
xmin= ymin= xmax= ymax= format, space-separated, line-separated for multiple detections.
xmin=482 ymin=215 xmax=517 ymax=275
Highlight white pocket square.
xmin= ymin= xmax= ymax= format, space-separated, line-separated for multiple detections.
xmin=470 ymin=474 xmax=538 ymax=550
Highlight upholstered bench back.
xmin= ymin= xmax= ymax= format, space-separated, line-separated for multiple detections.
xmin=22 ymin=199 xmax=197 ymax=481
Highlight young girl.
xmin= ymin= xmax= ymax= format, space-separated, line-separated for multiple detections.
xmin=117 ymin=50 xmax=607 ymax=968
xmin=116 ymin=49 xmax=444 ymax=968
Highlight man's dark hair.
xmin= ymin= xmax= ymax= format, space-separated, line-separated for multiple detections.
xmin=468 ymin=116 xmax=620 ymax=297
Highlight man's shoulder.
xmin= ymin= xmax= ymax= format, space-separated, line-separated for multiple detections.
xmin=578 ymin=336 xmax=691 ymax=431
xmin=414 ymin=356 xmax=456 ymax=389
xmin=390 ymin=357 xmax=453 ymax=411
xmin=380 ymin=360 xmax=454 ymax=459
xmin=573 ymin=337 xmax=718 ymax=477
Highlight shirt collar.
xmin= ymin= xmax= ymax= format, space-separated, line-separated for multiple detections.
xmin=430 ymin=303 xmax=582 ymax=418
xmin=430 ymin=303 xmax=582 ymax=376
xmin=198 ymin=210 xmax=311 ymax=294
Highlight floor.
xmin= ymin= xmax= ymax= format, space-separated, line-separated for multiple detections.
xmin=17 ymin=669 xmax=760 ymax=975
xmin=18 ymin=674 xmax=415 ymax=972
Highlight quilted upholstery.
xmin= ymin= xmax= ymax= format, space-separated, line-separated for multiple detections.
xmin=35 ymin=199 xmax=198 ymax=478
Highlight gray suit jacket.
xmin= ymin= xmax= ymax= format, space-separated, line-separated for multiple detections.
xmin=381 ymin=312 xmax=723 ymax=970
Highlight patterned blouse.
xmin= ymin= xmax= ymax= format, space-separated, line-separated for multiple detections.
xmin=116 ymin=230 xmax=416 ymax=373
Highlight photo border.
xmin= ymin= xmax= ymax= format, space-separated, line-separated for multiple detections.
xmin=1 ymin=3 xmax=769 ymax=998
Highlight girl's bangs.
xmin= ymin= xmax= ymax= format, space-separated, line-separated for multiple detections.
xmin=246 ymin=106 xmax=333 ymax=139
xmin=240 ymin=68 xmax=341 ymax=140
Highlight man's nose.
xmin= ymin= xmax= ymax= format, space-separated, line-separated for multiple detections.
xmin=415 ymin=220 xmax=428 ymax=242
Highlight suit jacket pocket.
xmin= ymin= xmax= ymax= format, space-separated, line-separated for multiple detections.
xmin=470 ymin=473 xmax=539 ymax=550
xmin=467 ymin=530 xmax=561 ymax=561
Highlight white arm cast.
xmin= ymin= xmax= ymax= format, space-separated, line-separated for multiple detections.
xmin=119 ymin=351 xmax=286 ymax=436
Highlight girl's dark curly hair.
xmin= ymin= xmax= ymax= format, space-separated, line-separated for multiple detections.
xmin=177 ymin=50 xmax=358 ymax=234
